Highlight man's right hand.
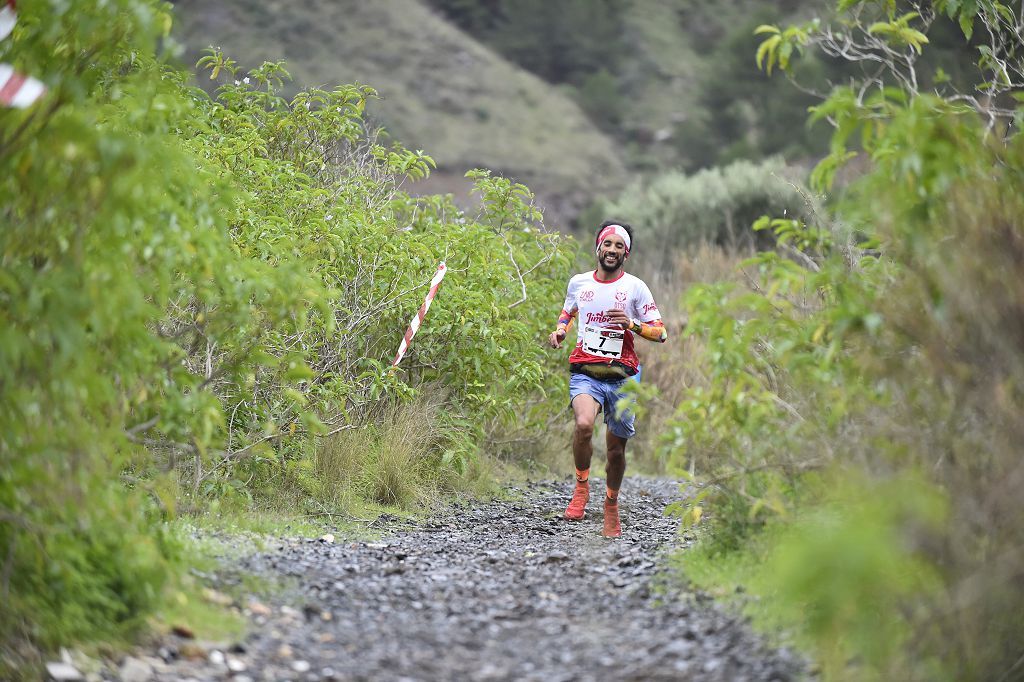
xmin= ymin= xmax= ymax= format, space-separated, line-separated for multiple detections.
xmin=548 ymin=328 xmax=566 ymax=348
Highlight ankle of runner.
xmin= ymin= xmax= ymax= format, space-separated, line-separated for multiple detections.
xmin=606 ymin=486 xmax=618 ymax=504
xmin=575 ymin=468 xmax=590 ymax=483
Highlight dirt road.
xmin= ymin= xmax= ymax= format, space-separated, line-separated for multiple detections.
xmin=140 ymin=478 xmax=802 ymax=681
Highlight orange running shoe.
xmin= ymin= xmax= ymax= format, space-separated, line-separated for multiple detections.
xmin=564 ymin=481 xmax=590 ymax=520
xmin=602 ymin=498 xmax=621 ymax=538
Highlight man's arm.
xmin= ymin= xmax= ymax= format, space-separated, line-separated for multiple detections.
xmin=549 ymin=309 xmax=577 ymax=348
xmin=603 ymin=308 xmax=668 ymax=343
xmin=627 ymin=318 xmax=668 ymax=343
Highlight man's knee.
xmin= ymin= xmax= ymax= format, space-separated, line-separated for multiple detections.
xmin=574 ymin=416 xmax=595 ymax=439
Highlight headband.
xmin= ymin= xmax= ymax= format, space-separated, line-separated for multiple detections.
xmin=596 ymin=224 xmax=631 ymax=256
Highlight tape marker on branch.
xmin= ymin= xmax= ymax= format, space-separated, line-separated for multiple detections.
xmin=0 ymin=64 xmax=44 ymax=108
xmin=0 ymin=1 xmax=45 ymax=109
xmin=0 ymin=1 xmax=16 ymax=42
xmin=392 ymin=262 xmax=446 ymax=367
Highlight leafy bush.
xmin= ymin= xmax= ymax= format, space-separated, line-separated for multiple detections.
xmin=645 ymin=2 xmax=1024 ymax=679
xmin=0 ymin=0 xmax=244 ymax=660
xmin=1 ymin=0 xmax=574 ymax=664
xmin=603 ymin=157 xmax=816 ymax=273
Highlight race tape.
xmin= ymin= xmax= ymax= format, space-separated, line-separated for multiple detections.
xmin=0 ymin=2 xmax=15 ymax=43
xmin=0 ymin=1 xmax=45 ymax=109
xmin=392 ymin=262 xmax=447 ymax=367
xmin=0 ymin=64 xmax=44 ymax=108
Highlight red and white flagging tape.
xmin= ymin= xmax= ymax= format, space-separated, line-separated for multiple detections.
xmin=392 ymin=262 xmax=447 ymax=367
xmin=1 ymin=1 xmax=47 ymax=109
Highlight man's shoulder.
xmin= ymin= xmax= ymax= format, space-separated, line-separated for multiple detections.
xmin=621 ymin=272 xmax=653 ymax=292
xmin=567 ymin=271 xmax=593 ymax=287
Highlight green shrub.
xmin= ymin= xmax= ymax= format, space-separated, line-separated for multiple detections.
xmin=604 ymin=157 xmax=816 ymax=272
xmin=1 ymin=0 xmax=574 ymax=664
xmin=650 ymin=2 xmax=1024 ymax=677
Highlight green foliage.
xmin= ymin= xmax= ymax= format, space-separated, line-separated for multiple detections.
xmin=171 ymin=0 xmax=629 ymax=214
xmin=756 ymin=0 xmax=1022 ymax=191
xmin=678 ymin=472 xmax=949 ymax=681
xmin=1 ymin=0 xmax=574 ymax=663
xmin=671 ymin=3 xmax=842 ymax=171
xmin=647 ymin=2 xmax=1024 ymax=678
xmin=765 ymin=473 xmax=947 ymax=680
xmin=0 ymin=0 xmax=241 ymax=657
xmin=604 ymin=158 xmax=817 ymax=272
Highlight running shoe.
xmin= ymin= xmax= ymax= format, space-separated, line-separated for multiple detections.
xmin=564 ymin=481 xmax=590 ymax=520
xmin=602 ymin=498 xmax=621 ymax=538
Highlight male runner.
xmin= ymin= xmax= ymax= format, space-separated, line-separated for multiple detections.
xmin=548 ymin=221 xmax=668 ymax=538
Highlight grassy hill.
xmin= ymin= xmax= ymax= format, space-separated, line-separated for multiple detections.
xmin=169 ymin=0 xmax=628 ymax=225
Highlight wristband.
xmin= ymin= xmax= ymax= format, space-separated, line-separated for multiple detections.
xmin=629 ymin=319 xmax=640 ymax=333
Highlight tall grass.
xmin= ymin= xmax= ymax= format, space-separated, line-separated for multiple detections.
xmin=302 ymin=396 xmax=496 ymax=515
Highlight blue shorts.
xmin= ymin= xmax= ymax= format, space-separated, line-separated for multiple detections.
xmin=569 ymin=372 xmax=637 ymax=439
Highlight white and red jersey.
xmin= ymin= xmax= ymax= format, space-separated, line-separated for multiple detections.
xmin=561 ymin=270 xmax=661 ymax=373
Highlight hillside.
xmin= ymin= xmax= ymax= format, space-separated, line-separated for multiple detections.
xmin=169 ymin=0 xmax=628 ymax=224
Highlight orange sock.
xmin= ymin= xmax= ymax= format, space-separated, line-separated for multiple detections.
xmin=606 ymin=486 xmax=618 ymax=504
xmin=575 ymin=468 xmax=590 ymax=484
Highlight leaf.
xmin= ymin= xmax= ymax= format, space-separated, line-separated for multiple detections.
xmin=959 ymin=12 xmax=975 ymax=39
xmin=756 ymin=35 xmax=781 ymax=73
xmin=284 ymin=360 xmax=314 ymax=381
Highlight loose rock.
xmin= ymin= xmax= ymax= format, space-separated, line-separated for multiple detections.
xmin=141 ymin=478 xmax=805 ymax=681
xmin=118 ymin=657 xmax=152 ymax=682
xmin=44 ymin=662 xmax=83 ymax=682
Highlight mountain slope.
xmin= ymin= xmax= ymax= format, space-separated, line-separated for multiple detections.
xmin=170 ymin=0 xmax=627 ymax=221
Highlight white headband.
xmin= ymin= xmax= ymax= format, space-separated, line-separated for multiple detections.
xmin=596 ymin=224 xmax=631 ymax=255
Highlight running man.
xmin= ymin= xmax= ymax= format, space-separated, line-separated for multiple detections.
xmin=548 ymin=221 xmax=668 ymax=538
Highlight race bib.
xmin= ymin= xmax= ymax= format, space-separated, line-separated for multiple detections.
xmin=582 ymin=323 xmax=624 ymax=358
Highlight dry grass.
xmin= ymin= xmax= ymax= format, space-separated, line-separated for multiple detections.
xmin=628 ymin=243 xmax=750 ymax=468
xmin=315 ymin=399 xmax=442 ymax=511
xmin=314 ymin=395 xmax=501 ymax=512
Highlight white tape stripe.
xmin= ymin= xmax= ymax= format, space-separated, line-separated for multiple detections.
xmin=392 ymin=262 xmax=447 ymax=367
xmin=9 ymin=74 xmax=42 ymax=107
xmin=0 ymin=5 xmax=15 ymax=42
xmin=0 ymin=64 xmax=43 ymax=108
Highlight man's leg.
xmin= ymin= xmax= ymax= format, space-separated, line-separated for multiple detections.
xmin=602 ymin=392 xmax=632 ymax=537
xmin=565 ymin=393 xmax=600 ymax=520
xmin=603 ymin=431 xmax=627 ymax=537
xmin=605 ymin=431 xmax=628 ymax=495
xmin=572 ymin=393 xmax=600 ymax=472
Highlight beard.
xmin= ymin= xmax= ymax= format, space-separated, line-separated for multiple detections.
xmin=597 ymin=249 xmax=624 ymax=272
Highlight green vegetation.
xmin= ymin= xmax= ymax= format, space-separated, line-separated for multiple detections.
xmin=1 ymin=0 xmax=573 ymax=671
xmin=4 ymin=0 xmax=1021 ymax=680
xmin=603 ymin=157 xmax=817 ymax=272
xmin=170 ymin=0 xmax=627 ymax=216
xmin=624 ymin=1 xmax=1024 ymax=679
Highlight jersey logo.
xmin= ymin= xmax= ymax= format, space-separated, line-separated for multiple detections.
xmin=614 ymin=290 xmax=627 ymax=302
xmin=580 ymin=289 xmax=595 ymax=302
xmin=585 ymin=312 xmax=611 ymax=324
xmin=643 ymin=302 xmax=659 ymax=315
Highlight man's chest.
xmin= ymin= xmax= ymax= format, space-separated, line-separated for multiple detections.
xmin=574 ymin=282 xmax=634 ymax=319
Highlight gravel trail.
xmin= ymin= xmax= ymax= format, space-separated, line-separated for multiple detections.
xmin=143 ymin=478 xmax=802 ymax=682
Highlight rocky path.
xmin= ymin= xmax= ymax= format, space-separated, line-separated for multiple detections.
xmin=136 ymin=478 xmax=802 ymax=682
